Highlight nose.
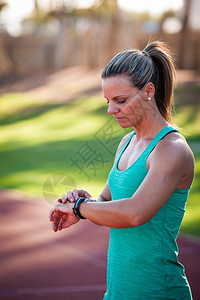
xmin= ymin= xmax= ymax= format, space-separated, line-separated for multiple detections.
xmin=107 ymin=102 xmax=119 ymax=115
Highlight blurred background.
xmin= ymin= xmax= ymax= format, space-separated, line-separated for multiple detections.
xmin=0 ymin=0 xmax=199 ymax=299
xmin=0 ymin=0 xmax=200 ymax=71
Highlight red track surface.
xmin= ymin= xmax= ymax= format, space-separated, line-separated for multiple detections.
xmin=0 ymin=190 xmax=199 ymax=300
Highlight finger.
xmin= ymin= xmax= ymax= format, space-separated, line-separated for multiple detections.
xmin=51 ymin=213 xmax=58 ymax=231
xmin=49 ymin=207 xmax=60 ymax=221
xmin=84 ymin=191 xmax=92 ymax=199
xmin=61 ymin=194 xmax=69 ymax=204
xmin=57 ymin=195 xmax=70 ymax=204
xmin=53 ymin=211 xmax=61 ymax=218
xmin=58 ymin=215 xmax=68 ymax=231
xmin=72 ymin=189 xmax=79 ymax=200
xmin=49 ymin=208 xmax=55 ymax=221
xmin=52 ymin=211 xmax=63 ymax=232
xmin=79 ymin=189 xmax=92 ymax=199
xmin=52 ymin=220 xmax=58 ymax=232
xmin=67 ymin=191 xmax=76 ymax=203
xmin=58 ymin=220 xmax=70 ymax=231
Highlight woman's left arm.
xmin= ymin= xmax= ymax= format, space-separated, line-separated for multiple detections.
xmin=50 ymin=139 xmax=194 ymax=230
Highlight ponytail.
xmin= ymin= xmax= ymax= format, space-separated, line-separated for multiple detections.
xmin=101 ymin=41 xmax=176 ymax=123
xmin=144 ymin=41 xmax=176 ymax=123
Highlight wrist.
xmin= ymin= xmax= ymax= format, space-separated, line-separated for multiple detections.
xmin=73 ymin=198 xmax=97 ymax=219
xmin=73 ymin=197 xmax=87 ymax=219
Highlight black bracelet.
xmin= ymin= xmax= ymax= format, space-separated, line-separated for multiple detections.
xmin=73 ymin=197 xmax=86 ymax=219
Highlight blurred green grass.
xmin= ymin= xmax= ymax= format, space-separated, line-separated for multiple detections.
xmin=0 ymin=89 xmax=199 ymax=237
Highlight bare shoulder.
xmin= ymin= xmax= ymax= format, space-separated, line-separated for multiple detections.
xmin=114 ymin=131 xmax=133 ymax=160
xmin=148 ymin=131 xmax=195 ymax=188
xmin=119 ymin=131 xmax=134 ymax=150
xmin=157 ymin=131 xmax=194 ymax=161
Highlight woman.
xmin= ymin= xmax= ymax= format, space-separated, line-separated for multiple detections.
xmin=49 ymin=41 xmax=195 ymax=299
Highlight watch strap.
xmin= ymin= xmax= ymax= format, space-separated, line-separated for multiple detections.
xmin=73 ymin=197 xmax=86 ymax=219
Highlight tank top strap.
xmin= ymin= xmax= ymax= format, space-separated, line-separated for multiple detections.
xmin=118 ymin=131 xmax=136 ymax=156
xmin=142 ymin=126 xmax=179 ymax=158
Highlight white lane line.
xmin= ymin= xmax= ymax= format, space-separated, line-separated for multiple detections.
xmin=0 ymin=284 xmax=106 ymax=296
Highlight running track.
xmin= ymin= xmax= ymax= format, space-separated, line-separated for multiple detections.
xmin=0 ymin=190 xmax=199 ymax=300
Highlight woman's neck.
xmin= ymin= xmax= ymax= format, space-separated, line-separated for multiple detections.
xmin=133 ymin=111 xmax=169 ymax=141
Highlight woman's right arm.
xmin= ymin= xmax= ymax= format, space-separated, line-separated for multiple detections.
xmin=59 ymin=182 xmax=111 ymax=203
xmin=51 ymin=132 xmax=133 ymax=231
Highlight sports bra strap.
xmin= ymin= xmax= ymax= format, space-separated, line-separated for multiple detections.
xmin=142 ymin=126 xmax=178 ymax=158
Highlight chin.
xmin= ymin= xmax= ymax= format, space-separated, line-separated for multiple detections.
xmin=116 ymin=116 xmax=138 ymax=128
xmin=118 ymin=121 xmax=133 ymax=129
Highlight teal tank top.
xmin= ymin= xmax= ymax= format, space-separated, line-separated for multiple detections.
xmin=104 ymin=126 xmax=192 ymax=300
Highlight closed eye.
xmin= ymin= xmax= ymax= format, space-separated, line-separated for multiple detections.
xmin=105 ymin=98 xmax=126 ymax=104
xmin=116 ymin=99 xmax=126 ymax=104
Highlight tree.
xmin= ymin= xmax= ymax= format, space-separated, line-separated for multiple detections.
xmin=177 ymin=0 xmax=192 ymax=68
xmin=0 ymin=0 xmax=14 ymax=74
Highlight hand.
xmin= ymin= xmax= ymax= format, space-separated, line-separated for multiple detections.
xmin=57 ymin=189 xmax=92 ymax=204
xmin=49 ymin=203 xmax=79 ymax=232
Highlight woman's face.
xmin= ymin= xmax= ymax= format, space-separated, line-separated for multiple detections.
xmin=102 ymin=74 xmax=149 ymax=128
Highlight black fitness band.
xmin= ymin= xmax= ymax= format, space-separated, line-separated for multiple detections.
xmin=73 ymin=197 xmax=86 ymax=219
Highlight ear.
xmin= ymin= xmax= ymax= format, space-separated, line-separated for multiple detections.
xmin=144 ymin=82 xmax=155 ymax=100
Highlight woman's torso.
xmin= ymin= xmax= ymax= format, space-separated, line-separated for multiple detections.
xmin=104 ymin=126 xmax=192 ymax=300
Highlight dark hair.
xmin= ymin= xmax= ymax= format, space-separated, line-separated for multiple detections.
xmin=101 ymin=41 xmax=176 ymax=123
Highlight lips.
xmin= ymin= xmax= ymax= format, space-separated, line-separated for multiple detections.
xmin=115 ymin=116 xmax=124 ymax=121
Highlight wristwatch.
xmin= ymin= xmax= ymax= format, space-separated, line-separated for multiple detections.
xmin=73 ymin=197 xmax=86 ymax=219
